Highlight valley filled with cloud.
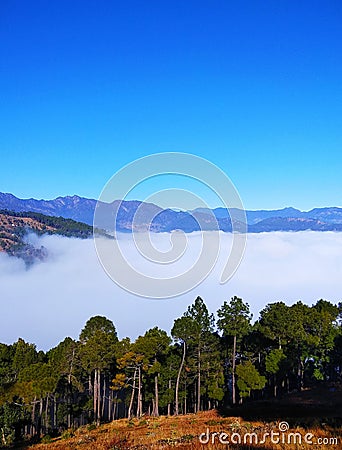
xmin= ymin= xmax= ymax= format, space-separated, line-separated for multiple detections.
xmin=1 ymin=231 xmax=341 ymax=350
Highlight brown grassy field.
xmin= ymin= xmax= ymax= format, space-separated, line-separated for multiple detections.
xmin=23 ymin=409 xmax=341 ymax=450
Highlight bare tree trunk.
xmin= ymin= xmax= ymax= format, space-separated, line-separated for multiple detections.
xmin=113 ymin=393 xmax=117 ymax=421
xmin=38 ymin=398 xmax=43 ymax=437
xmin=298 ymin=356 xmax=304 ymax=391
xmin=67 ymin=375 xmax=71 ymax=428
xmin=137 ymin=366 xmax=143 ymax=418
xmin=102 ymin=374 xmax=106 ymax=420
xmin=89 ymin=374 xmax=93 ymax=395
xmin=31 ymin=397 xmax=36 ymax=436
xmin=67 ymin=348 xmax=74 ymax=429
xmin=154 ymin=371 xmax=159 ymax=416
xmin=53 ymin=395 xmax=57 ymax=429
xmin=1 ymin=428 xmax=7 ymax=447
xmin=67 ymin=376 xmax=72 ymax=429
xmin=128 ymin=369 xmax=137 ymax=419
xmin=93 ymin=369 xmax=101 ymax=425
xmin=184 ymin=380 xmax=187 ymax=414
xmin=45 ymin=395 xmax=49 ymax=433
xmin=232 ymin=335 xmax=237 ymax=405
xmin=175 ymin=341 xmax=186 ymax=415
xmin=108 ymin=388 xmax=112 ymax=421
xmin=88 ymin=373 xmax=93 ymax=422
xmin=93 ymin=370 xmax=97 ymax=424
xmin=167 ymin=379 xmax=172 ymax=416
xmin=97 ymin=369 xmax=101 ymax=426
xmin=197 ymin=347 xmax=201 ymax=412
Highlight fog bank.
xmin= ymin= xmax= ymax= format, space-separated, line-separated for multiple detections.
xmin=0 ymin=231 xmax=341 ymax=350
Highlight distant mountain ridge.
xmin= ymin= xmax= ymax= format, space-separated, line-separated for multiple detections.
xmin=1 ymin=192 xmax=342 ymax=233
xmin=0 ymin=193 xmax=97 ymax=225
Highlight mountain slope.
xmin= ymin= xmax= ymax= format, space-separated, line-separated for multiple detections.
xmin=0 ymin=210 xmax=97 ymax=264
xmin=248 ymin=217 xmax=342 ymax=232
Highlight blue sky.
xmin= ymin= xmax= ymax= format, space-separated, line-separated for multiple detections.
xmin=1 ymin=0 xmax=341 ymax=210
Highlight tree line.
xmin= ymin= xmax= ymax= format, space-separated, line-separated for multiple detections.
xmin=0 ymin=210 xmax=94 ymax=238
xmin=0 ymin=296 xmax=341 ymax=446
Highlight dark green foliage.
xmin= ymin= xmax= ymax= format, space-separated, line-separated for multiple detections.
xmin=217 ymin=296 xmax=252 ymax=340
xmin=0 ymin=344 xmax=15 ymax=387
xmin=172 ymin=297 xmax=224 ymax=414
xmin=79 ymin=316 xmax=118 ymax=343
xmin=236 ymin=361 xmax=266 ymax=398
xmin=0 ymin=402 xmax=30 ymax=446
xmin=217 ymin=296 xmax=252 ymax=405
xmin=12 ymin=338 xmax=39 ymax=379
xmin=0 ymin=297 xmax=341 ymax=445
xmin=265 ymin=348 xmax=286 ymax=375
xmin=0 ymin=209 xmax=94 ymax=238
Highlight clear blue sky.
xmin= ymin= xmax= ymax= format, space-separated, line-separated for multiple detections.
xmin=1 ymin=0 xmax=341 ymax=210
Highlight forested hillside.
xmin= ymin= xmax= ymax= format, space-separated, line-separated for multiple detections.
xmin=0 ymin=210 xmax=104 ymax=264
xmin=0 ymin=296 xmax=341 ymax=447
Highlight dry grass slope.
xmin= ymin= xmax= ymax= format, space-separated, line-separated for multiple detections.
xmin=0 ymin=213 xmax=55 ymax=251
xmin=25 ymin=410 xmax=340 ymax=450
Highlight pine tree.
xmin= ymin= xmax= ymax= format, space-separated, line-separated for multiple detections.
xmin=217 ymin=296 xmax=252 ymax=405
xmin=79 ymin=316 xmax=118 ymax=425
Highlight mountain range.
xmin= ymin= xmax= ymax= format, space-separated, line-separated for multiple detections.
xmin=1 ymin=192 xmax=342 ymax=233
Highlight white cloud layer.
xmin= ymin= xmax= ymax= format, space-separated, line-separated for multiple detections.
xmin=1 ymin=231 xmax=341 ymax=350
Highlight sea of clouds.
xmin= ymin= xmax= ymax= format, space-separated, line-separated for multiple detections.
xmin=1 ymin=231 xmax=341 ymax=350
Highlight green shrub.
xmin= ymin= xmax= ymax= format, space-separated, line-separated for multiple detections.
xmin=87 ymin=423 xmax=97 ymax=431
xmin=41 ymin=434 xmax=52 ymax=443
xmin=61 ymin=430 xmax=75 ymax=440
